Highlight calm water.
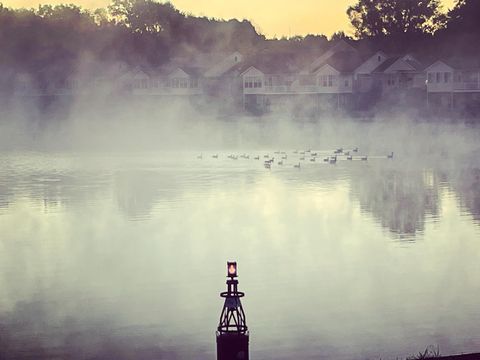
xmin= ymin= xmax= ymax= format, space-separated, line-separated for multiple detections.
xmin=1 ymin=142 xmax=480 ymax=359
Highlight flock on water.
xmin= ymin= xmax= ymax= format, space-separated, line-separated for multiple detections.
xmin=197 ymin=148 xmax=394 ymax=169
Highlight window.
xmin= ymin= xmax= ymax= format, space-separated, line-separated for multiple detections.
xmin=244 ymin=76 xmax=261 ymax=88
xmin=328 ymin=75 xmax=333 ymax=87
xmin=378 ymin=55 xmax=382 ymax=62
xmin=344 ymin=79 xmax=349 ymax=87
xmin=436 ymin=72 xmax=440 ymax=83
xmin=322 ymin=75 xmax=327 ymax=87
xmin=141 ymin=79 xmax=148 ymax=89
xmin=190 ymin=78 xmax=198 ymax=88
xmin=427 ymin=73 xmax=433 ymax=83
xmin=244 ymin=76 xmax=253 ymax=88
xmin=444 ymin=72 xmax=450 ymax=83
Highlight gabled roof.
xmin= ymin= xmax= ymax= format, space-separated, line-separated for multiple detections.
xmin=204 ymin=51 xmax=244 ymax=77
xmin=431 ymin=57 xmax=480 ymax=71
xmin=372 ymin=57 xmax=401 ymax=73
xmin=402 ymin=55 xmax=424 ymax=71
xmin=303 ymin=39 xmax=358 ymax=73
xmin=238 ymin=52 xmax=304 ymax=75
xmin=424 ymin=60 xmax=456 ymax=72
xmin=311 ymin=50 xmax=365 ymax=74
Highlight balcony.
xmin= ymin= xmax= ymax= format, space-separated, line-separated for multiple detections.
xmin=454 ymin=81 xmax=480 ymax=92
xmin=244 ymin=84 xmax=353 ymax=95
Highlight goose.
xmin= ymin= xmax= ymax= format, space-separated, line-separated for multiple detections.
xmin=310 ymin=157 xmax=316 ymax=162
xmin=347 ymin=155 xmax=353 ymax=160
xmin=212 ymin=154 xmax=218 ymax=159
xmin=311 ymin=152 xmax=318 ymax=156
xmin=353 ymin=147 xmax=359 ymax=153
xmin=294 ymin=162 xmax=301 ymax=169
xmin=266 ymin=158 xmax=275 ymax=164
xmin=300 ymin=157 xmax=305 ymax=161
xmin=334 ymin=148 xmax=343 ymax=154
xmin=329 ymin=155 xmax=337 ymax=164
xmin=264 ymin=154 xmax=269 ymax=158
xmin=344 ymin=151 xmax=350 ymax=156
xmin=264 ymin=162 xmax=271 ymax=169
xmin=323 ymin=157 xmax=329 ymax=162
xmin=282 ymin=155 xmax=287 ymax=160
xmin=300 ymin=151 xmax=305 ymax=155
xmin=278 ymin=160 xmax=283 ymax=165
xmin=387 ymin=152 xmax=394 ymax=159
xmin=361 ymin=155 xmax=368 ymax=161
xmin=254 ymin=156 xmax=260 ymax=160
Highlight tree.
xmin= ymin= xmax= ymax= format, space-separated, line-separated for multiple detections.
xmin=108 ymin=0 xmax=183 ymax=34
xmin=347 ymin=0 xmax=444 ymax=38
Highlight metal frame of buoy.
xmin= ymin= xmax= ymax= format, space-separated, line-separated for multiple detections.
xmin=216 ymin=261 xmax=249 ymax=360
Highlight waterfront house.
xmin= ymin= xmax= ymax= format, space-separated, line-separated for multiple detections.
xmin=426 ymin=59 xmax=480 ymax=112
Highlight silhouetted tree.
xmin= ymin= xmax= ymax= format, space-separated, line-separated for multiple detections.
xmin=347 ymin=0 xmax=445 ymax=38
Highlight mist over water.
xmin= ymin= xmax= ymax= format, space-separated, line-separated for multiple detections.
xmin=0 ymin=103 xmax=480 ymax=359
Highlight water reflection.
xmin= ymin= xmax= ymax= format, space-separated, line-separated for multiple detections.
xmin=350 ymin=166 xmax=441 ymax=239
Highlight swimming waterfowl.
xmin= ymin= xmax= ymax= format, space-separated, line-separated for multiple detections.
xmin=212 ymin=154 xmax=218 ymax=159
xmin=387 ymin=152 xmax=394 ymax=159
xmin=294 ymin=163 xmax=301 ymax=169
xmin=254 ymin=156 xmax=260 ymax=160
xmin=347 ymin=155 xmax=353 ymax=160
xmin=361 ymin=155 xmax=368 ymax=161
xmin=329 ymin=155 xmax=337 ymax=164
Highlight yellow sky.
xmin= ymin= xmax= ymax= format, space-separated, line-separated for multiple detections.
xmin=3 ymin=0 xmax=456 ymax=38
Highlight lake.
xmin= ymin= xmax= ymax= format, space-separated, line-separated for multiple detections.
xmin=0 ymin=121 xmax=479 ymax=360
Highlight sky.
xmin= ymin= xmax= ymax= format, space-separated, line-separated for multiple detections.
xmin=3 ymin=0 xmax=457 ymax=38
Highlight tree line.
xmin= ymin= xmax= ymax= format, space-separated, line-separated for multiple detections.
xmin=0 ymin=0 xmax=479 ymax=81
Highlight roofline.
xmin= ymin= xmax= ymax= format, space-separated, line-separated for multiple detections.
xmin=240 ymin=66 xmax=263 ymax=76
xmin=424 ymin=59 xmax=456 ymax=71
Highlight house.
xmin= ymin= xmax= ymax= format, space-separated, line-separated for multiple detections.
xmin=164 ymin=66 xmax=203 ymax=96
xmin=240 ymin=60 xmax=302 ymax=113
xmin=203 ymin=52 xmax=245 ymax=110
xmin=372 ymin=54 xmax=426 ymax=91
xmin=425 ymin=60 xmax=480 ymax=111
xmin=354 ymin=51 xmax=388 ymax=92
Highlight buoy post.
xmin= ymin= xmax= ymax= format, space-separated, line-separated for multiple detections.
xmin=216 ymin=261 xmax=249 ymax=360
